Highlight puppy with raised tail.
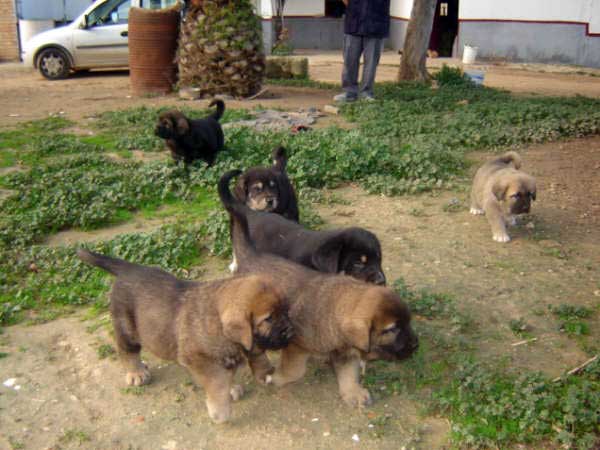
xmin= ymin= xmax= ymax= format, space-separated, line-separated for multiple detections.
xmin=470 ymin=151 xmax=536 ymax=243
xmin=218 ymin=170 xmax=418 ymax=409
xmin=77 ymin=249 xmax=293 ymax=423
xmin=155 ymin=99 xmax=225 ymax=166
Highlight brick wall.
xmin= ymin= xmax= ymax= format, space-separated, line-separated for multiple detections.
xmin=0 ymin=0 xmax=19 ymax=61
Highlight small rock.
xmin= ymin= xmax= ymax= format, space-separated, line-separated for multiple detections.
xmin=323 ymin=431 xmax=330 ymax=437
xmin=593 ymin=290 xmax=600 ymax=297
xmin=352 ymin=434 xmax=360 ymax=442
xmin=525 ymin=222 xmax=535 ymax=229
xmin=311 ymin=418 xmax=319 ymax=422
xmin=3 ymin=378 xmax=17 ymax=387
xmin=323 ymin=105 xmax=340 ymax=115
xmin=368 ymin=424 xmax=374 ymax=428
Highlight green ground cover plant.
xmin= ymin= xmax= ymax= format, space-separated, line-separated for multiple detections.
xmin=1 ymin=77 xmax=599 ymax=447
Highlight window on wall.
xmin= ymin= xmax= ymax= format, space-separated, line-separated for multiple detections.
xmin=325 ymin=0 xmax=345 ymax=18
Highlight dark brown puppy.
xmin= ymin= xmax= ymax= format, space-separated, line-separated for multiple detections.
xmin=218 ymin=170 xmax=417 ymax=408
xmin=155 ymin=99 xmax=225 ymax=166
xmin=233 ymin=146 xmax=299 ymax=222
xmin=226 ymin=170 xmax=385 ymax=285
xmin=77 ymin=249 xmax=292 ymax=423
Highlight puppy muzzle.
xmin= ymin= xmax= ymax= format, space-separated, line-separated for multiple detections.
xmin=368 ymin=332 xmax=419 ymax=361
xmin=155 ymin=126 xmax=171 ymax=139
xmin=253 ymin=318 xmax=294 ymax=351
xmin=370 ymin=271 xmax=387 ymax=286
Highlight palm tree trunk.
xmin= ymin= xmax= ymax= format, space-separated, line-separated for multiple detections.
xmin=398 ymin=0 xmax=437 ymax=81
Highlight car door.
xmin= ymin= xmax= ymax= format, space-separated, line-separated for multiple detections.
xmin=71 ymin=0 xmax=130 ymax=68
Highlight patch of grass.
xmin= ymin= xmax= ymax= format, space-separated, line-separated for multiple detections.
xmin=509 ymin=317 xmax=531 ymax=337
xmin=8 ymin=438 xmax=24 ymax=450
xmin=0 ymin=155 xmax=202 ymax=247
xmin=0 ymin=352 xmax=8 ymax=358
xmin=432 ymin=358 xmax=600 ymax=449
xmin=121 ymin=386 xmax=146 ymax=395
xmin=0 ymin=223 xmax=204 ymax=325
xmin=97 ymin=343 xmax=116 ymax=359
xmin=59 ymin=429 xmax=91 ymax=445
xmin=0 ymin=149 xmax=17 ymax=168
xmin=550 ymin=304 xmax=594 ymax=337
xmin=0 ymin=117 xmax=73 ymax=150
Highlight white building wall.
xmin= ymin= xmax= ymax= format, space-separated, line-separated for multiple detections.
xmin=459 ymin=0 xmax=592 ymax=27
xmin=283 ymin=0 xmax=324 ymax=16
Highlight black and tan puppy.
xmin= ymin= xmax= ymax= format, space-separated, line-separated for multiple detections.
xmin=470 ymin=151 xmax=537 ymax=243
xmin=155 ymin=99 xmax=225 ymax=166
xmin=233 ymin=146 xmax=299 ymax=222
xmin=226 ymin=170 xmax=385 ymax=285
xmin=77 ymin=249 xmax=292 ymax=423
xmin=219 ymin=170 xmax=417 ymax=408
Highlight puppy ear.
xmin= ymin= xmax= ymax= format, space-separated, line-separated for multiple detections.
xmin=311 ymin=235 xmax=343 ymax=273
xmin=233 ymin=176 xmax=248 ymax=201
xmin=272 ymin=146 xmax=287 ymax=172
xmin=340 ymin=317 xmax=371 ymax=352
xmin=175 ymin=114 xmax=189 ymax=135
xmin=491 ymin=179 xmax=509 ymax=201
xmin=220 ymin=306 xmax=253 ymax=351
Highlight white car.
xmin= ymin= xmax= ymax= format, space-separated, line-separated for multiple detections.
xmin=22 ymin=0 xmax=176 ymax=80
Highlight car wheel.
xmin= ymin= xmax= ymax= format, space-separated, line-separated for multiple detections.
xmin=37 ymin=48 xmax=71 ymax=80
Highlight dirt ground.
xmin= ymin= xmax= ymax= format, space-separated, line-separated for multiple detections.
xmin=1 ymin=60 xmax=600 ymax=450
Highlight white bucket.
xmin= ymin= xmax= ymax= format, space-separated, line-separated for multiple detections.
xmin=462 ymin=45 xmax=478 ymax=64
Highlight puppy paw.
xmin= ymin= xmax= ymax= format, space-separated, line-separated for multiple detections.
xmin=470 ymin=207 xmax=484 ymax=215
xmin=252 ymin=366 xmax=274 ymax=385
xmin=228 ymin=260 xmax=238 ymax=273
xmin=265 ymin=371 xmax=289 ymax=387
xmin=359 ymin=360 xmax=367 ymax=377
xmin=229 ymin=384 xmax=244 ymax=402
xmin=125 ymin=365 xmax=151 ymax=386
xmin=341 ymin=386 xmax=372 ymax=408
xmin=493 ymin=233 xmax=511 ymax=243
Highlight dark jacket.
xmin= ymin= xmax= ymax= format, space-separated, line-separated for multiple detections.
xmin=344 ymin=0 xmax=391 ymax=38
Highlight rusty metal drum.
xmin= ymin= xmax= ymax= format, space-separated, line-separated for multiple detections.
xmin=128 ymin=7 xmax=180 ymax=96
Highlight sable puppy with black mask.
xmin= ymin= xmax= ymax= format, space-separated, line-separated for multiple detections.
xmin=77 ymin=249 xmax=293 ymax=423
xmin=470 ymin=151 xmax=537 ymax=243
xmin=218 ymin=170 xmax=417 ymax=408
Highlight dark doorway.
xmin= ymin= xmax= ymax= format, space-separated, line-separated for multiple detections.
xmin=428 ymin=0 xmax=458 ymax=56
xmin=325 ymin=0 xmax=346 ymax=18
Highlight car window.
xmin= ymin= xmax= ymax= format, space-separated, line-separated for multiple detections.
xmin=87 ymin=0 xmax=130 ymax=27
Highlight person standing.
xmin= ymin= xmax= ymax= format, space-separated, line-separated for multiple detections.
xmin=334 ymin=0 xmax=391 ymax=102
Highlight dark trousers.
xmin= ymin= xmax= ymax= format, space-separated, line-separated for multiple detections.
xmin=341 ymin=34 xmax=384 ymax=98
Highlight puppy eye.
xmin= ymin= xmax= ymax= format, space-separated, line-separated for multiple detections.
xmin=261 ymin=315 xmax=272 ymax=324
xmin=381 ymin=327 xmax=396 ymax=335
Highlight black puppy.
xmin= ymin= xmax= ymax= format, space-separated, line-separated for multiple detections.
xmin=155 ymin=99 xmax=225 ymax=166
xmin=233 ymin=146 xmax=299 ymax=222
xmin=223 ymin=170 xmax=386 ymax=285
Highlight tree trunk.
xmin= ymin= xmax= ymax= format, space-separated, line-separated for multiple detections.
xmin=398 ymin=0 xmax=437 ymax=81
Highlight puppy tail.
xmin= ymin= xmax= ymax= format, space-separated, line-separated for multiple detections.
xmin=272 ymin=146 xmax=287 ymax=172
xmin=208 ymin=99 xmax=225 ymax=122
xmin=76 ymin=249 xmax=132 ymax=276
xmin=218 ymin=170 xmax=257 ymax=261
xmin=495 ymin=151 xmax=522 ymax=169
